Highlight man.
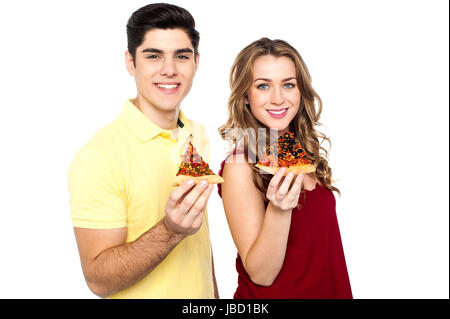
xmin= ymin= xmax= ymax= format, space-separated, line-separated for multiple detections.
xmin=68 ymin=3 xmax=218 ymax=298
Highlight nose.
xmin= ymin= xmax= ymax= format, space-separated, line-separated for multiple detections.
xmin=271 ymin=87 xmax=284 ymax=106
xmin=160 ymin=58 xmax=177 ymax=77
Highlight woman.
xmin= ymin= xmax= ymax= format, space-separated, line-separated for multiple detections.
xmin=218 ymin=38 xmax=352 ymax=298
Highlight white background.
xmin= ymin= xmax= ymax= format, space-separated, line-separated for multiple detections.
xmin=0 ymin=0 xmax=448 ymax=299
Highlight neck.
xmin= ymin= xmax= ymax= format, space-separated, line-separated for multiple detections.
xmin=132 ymin=95 xmax=179 ymax=130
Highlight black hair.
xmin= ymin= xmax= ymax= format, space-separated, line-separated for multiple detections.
xmin=126 ymin=3 xmax=200 ymax=63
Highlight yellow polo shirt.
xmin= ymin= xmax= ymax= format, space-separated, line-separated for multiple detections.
xmin=68 ymin=99 xmax=213 ymax=299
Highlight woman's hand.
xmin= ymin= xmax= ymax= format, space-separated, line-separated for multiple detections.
xmin=266 ymin=167 xmax=304 ymax=211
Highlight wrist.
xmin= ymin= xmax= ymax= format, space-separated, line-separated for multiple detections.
xmin=161 ymin=217 xmax=186 ymax=242
xmin=268 ymin=201 xmax=293 ymax=214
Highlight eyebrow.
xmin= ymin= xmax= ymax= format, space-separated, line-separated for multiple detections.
xmin=254 ymin=77 xmax=296 ymax=82
xmin=142 ymin=48 xmax=163 ymax=54
xmin=175 ymin=48 xmax=194 ymax=54
xmin=141 ymin=48 xmax=194 ymax=54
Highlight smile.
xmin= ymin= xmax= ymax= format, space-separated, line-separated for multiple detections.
xmin=154 ymin=82 xmax=181 ymax=94
xmin=267 ymin=108 xmax=288 ymax=118
xmin=156 ymin=83 xmax=180 ymax=89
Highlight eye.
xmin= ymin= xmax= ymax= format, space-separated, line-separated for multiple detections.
xmin=257 ymin=83 xmax=269 ymax=90
xmin=176 ymin=55 xmax=190 ymax=60
xmin=146 ymin=54 xmax=160 ymax=59
xmin=284 ymin=83 xmax=296 ymax=89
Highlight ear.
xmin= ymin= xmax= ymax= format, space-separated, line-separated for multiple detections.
xmin=125 ymin=50 xmax=136 ymax=77
xmin=244 ymin=96 xmax=249 ymax=106
xmin=193 ymin=52 xmax=200 ymax=75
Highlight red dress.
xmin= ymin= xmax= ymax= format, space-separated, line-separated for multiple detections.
xmin=218 ymin=158 xmax=353 ymax=299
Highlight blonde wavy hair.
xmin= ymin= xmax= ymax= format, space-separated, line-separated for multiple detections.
xmin=218 ymin=38 xmax=340 ymax=204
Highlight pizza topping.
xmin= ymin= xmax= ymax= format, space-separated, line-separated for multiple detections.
xmin=176 ymin=141 xmax=215 ymax=177
xmin=258 ymin=131 xmax=313 ymax=167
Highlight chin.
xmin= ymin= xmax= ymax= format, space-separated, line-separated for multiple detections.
xmin=157 ymin=101 xmax=182 ymax=112
xmin=265 ymin=122 xmax=290 ymax=133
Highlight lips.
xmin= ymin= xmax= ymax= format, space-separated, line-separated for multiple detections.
xmin=154 ymin=82 xmax=181 ymax=94
xmin=266 ymin=108 xmax=288 ymax=118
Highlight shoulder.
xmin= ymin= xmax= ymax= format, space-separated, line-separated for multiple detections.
xmin=223 ymin=152 xmax=250 ymax=173
xmin=73 ymin=117 xmax=131 ymax=168
xmin=222 ymin=152 xmax=257 ymax=193
xmin=69 ymin=120 xmax=127 ymax=179
xmin=68 ymin=146 xmax=124 ymax=182
xmin=83 ymin=118 xmax=125 ymax=152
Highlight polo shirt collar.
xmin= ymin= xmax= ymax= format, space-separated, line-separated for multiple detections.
xmin=120 ymin=99 xmax=192 ymax=142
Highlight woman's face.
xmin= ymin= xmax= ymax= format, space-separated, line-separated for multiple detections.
xmin=246 ymin=55 xmax=300 ymax=135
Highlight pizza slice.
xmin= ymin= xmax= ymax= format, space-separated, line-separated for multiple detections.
xmin=255 ymin=131 xmax=316 ymax=175
xmin=173 ymin=141 xmax=224 ymax=186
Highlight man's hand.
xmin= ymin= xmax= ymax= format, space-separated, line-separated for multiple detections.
xmin=164 ymin=179 xmax=214 ymax=236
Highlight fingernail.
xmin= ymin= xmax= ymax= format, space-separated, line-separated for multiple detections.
xmin=201 ymin=180 xmax=208 ymax=187
xmin=187 ymin=179 xmax=194 ymax=186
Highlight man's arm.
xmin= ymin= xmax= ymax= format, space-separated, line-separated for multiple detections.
xmin=74 ymin=179 xmax=214 ymax=298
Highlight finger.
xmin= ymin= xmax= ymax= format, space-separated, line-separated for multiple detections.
xmin=277 ymin=172 xmax=295 ymax=196
xmin=167 ymin=179 xmax=196 ymax=211
xmin=178 ymin=180 xmax=210 ymax=215
xmin=183 ymin=184 xmax=213 ymax=225
xmin=191 ymin=209 xmax=205 ymax=230
xmin=267 ymin=167 xmax=286 ymax=195
xmin=286 ymin=174 xmax=304 ymax=200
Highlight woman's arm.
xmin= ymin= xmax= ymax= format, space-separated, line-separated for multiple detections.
xmin=221 ymin=154 xmax=303 ymax=286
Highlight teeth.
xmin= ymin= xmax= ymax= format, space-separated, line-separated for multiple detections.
xmin=268 ymin=108 xmax=287 ymax=115
xmin=157 ymin=84 xmax=179 ymax=89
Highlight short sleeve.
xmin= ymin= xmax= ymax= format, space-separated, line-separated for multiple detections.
xmin=68 ymin=148 xmax=127 ymax=229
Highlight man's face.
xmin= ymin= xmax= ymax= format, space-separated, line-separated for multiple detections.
xmin=126 ymin=28 xmax=199 ymax=113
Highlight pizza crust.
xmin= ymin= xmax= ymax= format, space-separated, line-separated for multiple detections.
xmin=173 ymin=174 xmax=225 ymax=187
xmin=255 ymin=163 xmax=316 ymax=175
